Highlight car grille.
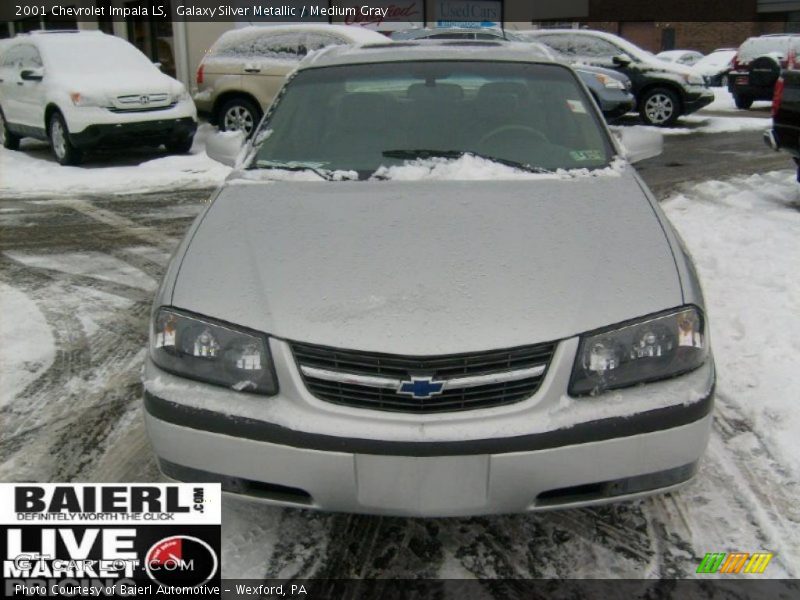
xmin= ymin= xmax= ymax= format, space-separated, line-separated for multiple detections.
xmin=292 ymin=341 xmax=556 ymax=413
xmin=106 ymin=102 xmax=177 ymax=113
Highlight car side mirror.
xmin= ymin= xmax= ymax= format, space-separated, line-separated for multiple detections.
xmin=612 ymin=54 xmax=632 ymax=67
xmin=20 ymin=68 xmax=44 ymax=82
xmin=206 ymin=129 xmax=246 ymax=167
xmin=614 ymin=127 xmax=663 ymax=163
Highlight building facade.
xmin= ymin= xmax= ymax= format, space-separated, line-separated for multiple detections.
xmin=2 ymin=0 xmax=800 ymax=87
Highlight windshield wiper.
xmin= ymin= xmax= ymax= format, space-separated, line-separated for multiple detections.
xmin=253 ymin=160 xmax=335 ymax=181
xmin=381 ymin=149 xmax=552 ymax=174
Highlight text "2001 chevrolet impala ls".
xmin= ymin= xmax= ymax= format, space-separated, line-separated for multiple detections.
xmin=143 ymin=42 xmax=714 ymax=516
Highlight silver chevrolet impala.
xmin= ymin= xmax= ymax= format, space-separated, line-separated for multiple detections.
xmin=143 ymin=42 xmax=715 ymax=516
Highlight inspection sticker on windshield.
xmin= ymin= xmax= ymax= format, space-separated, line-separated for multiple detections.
xmin=570 ymin=150 xmax=604 ymax=161
xmin=566 ymin=99 xmax=587 ymax=114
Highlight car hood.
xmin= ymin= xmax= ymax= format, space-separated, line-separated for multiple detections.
xmin=52 ymin=69 xmax=179 ymax=97
xmin=171 ymin=171 xmax=683 ymax=355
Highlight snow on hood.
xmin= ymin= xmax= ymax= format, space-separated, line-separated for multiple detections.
xmin=229 ymin=155 xmax=627 ymax=183
xmin=171 ymin=171 xmax=682 ymax=355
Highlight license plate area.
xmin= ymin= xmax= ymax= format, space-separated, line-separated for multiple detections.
xmin=355 ymin=454 xmax=489 ymax=514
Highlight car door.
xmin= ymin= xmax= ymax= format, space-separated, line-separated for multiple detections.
xmin=14 ymin=44 xmax=46 ymax=130
xmin=239 ymin=31 xmax=302 ymax=110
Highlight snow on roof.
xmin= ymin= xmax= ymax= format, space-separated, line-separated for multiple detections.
xmin=214 ymin=23 xmax=387 ymax=48
xmin=299 ymin=40 xmax=555 ymax=69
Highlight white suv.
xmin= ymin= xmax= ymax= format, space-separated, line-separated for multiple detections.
xmin=0 ymin=30 xmax=197 ymax=165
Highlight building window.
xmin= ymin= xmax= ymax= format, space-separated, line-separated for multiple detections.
xmin=97 ymin=0 xmax=114 ymax=34
xmin=125 ymin=0 xmax=176 ymax=77
xmin=44 ymin=6 xmax=78 ymax=30
xmin=13 ymin=17 xmax=41 ymax=34
xmin=661 ymin=27 xmax=676 ymax=51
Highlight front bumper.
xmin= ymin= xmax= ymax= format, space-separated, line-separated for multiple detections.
xmin=142 ymin=337 xmax=715 ymax=516
xmin=69 ymin=116 xmax=197 ymax=150
xmin=682 ymin=88 xmax=715 ymax=115
xmin=596 ymin=91 xmax=636 ymax=117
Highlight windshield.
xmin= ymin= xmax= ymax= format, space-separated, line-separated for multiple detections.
xmin=251 ymin=61 xmax=613 ymax=177
xmin=40 ymin=36 xmax=156 ymax=73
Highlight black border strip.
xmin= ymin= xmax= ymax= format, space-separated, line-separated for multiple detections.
xmin=144 ymin=385 xmax=714 ymax=457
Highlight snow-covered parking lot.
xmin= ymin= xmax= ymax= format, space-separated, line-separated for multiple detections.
xmin=1 ymin=95 xmax=798 ymax=584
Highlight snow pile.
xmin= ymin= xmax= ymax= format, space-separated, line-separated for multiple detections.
xmin=0 ymin=283 xmax=55 ymax=408
xmin=617 ymin=114 xmax=770 ymax=137
xmin=664 ymin=170 xmax=800 ymax=475
xmin=0 ymin=124 xmax=230 ymax=198
xmin=371 ymin=154 xmax=627 ymax=181
xmin=704 ymin=87 xmax=772 ymax=113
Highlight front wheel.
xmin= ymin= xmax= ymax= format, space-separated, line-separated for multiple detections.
xmin=0 ymin=108 xmax=21 ymax=150
xmin=217 ymin=96 xmax=262 ymax=137
xmin=733 ymin=94 xmax=753 ymax=110
xmin=49 ymin=112 xmax=83 ymax=165
xmin=640 ymin=87 xmax=681 ymax=126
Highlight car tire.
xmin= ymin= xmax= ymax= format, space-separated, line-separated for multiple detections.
xmin=749 ymin=56 xmax=780 ymax=88
xmin=48 ymin=112 xmax=83 ymax=166
xmin=640 ymin=87 xmax=681 ymax=126
xmin=733 ymin=94 xmax=754 ymax=110
xmin=0 ymin=108 xmax=21 ymax=150
xmin=217 ymin=96 xmax=262 ymax=137
xmin=165 ymin=134 xmax=194 ymax=154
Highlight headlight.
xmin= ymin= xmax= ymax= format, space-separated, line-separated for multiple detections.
xmin=69 ymin=92 xmax=108 ymax=107
xmin=172 ymin=87 xmax=191 ymax=103
xmin=594 ymin=73 xmax=626 ymax=90
xmin=150 ymin=307 xmax=278 ymax=395
xmin=569 ymin=306 xmax=708 ymax=397
xmin=683 ymin=73 xmax=706 ymax=86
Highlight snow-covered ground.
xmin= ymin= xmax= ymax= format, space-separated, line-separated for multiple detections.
xmin=0 ymin=167 xmax=798 ymax=581
xmin=664 ymin=171 xmax=800 ymax=476
xmin=0 ymin=123 xmax=231 ymax=198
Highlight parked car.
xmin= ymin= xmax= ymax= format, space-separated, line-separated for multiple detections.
xmin=194 ymin=24 xmax=387 ymax=136
xmin=728 ymin=34 xmax=800 ymax=109
xmin=391 ymin=27 xmax=509 ymax=41
xmin=522 ymin=29 xmax=713 ymax=126
xmin=0 ymin=30 xmax=196 ymax=165
xmin=520 ymin=40 xmax=635 ymax=120
xmin=764 ymin=64 xmax=800 ymax=179
xmin=656 ymin=50 xmax=704 ymax=66
xmin=693 ymin=48 xmax=736 ymax=87
xmin=144 ymin=41 xmax=714 ymax=516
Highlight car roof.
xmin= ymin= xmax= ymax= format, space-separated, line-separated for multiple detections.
xmin=215 ymin=24 xmax=387 ymax=45
xmin=299 ymin=40 xmax=555 ymax=70
xmin=10 ymin=29 xmax=109 ymax=47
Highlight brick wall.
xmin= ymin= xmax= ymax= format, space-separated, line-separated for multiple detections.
xmin=580 ymin=20 xmax=790 ymax=54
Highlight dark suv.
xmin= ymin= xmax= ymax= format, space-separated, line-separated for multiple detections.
xmin=524 ymin=29 xmax=713 ymax=126
xmin=765 ymin=64 xmax=800 ymax=179
xmin=728 ymin=35 xmax=800 ymax=109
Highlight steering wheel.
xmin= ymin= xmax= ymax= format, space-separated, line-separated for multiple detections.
xmin=478 ymin=124 xmax=549 ymax=147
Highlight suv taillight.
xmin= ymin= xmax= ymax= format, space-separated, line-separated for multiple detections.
xmin=733 ymin=53 xmax=742 ymax=70
xmin=773 ymin=77 xmax=785 ymax=117
xmin=196 ymin=63 xmax=204 ymax=86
